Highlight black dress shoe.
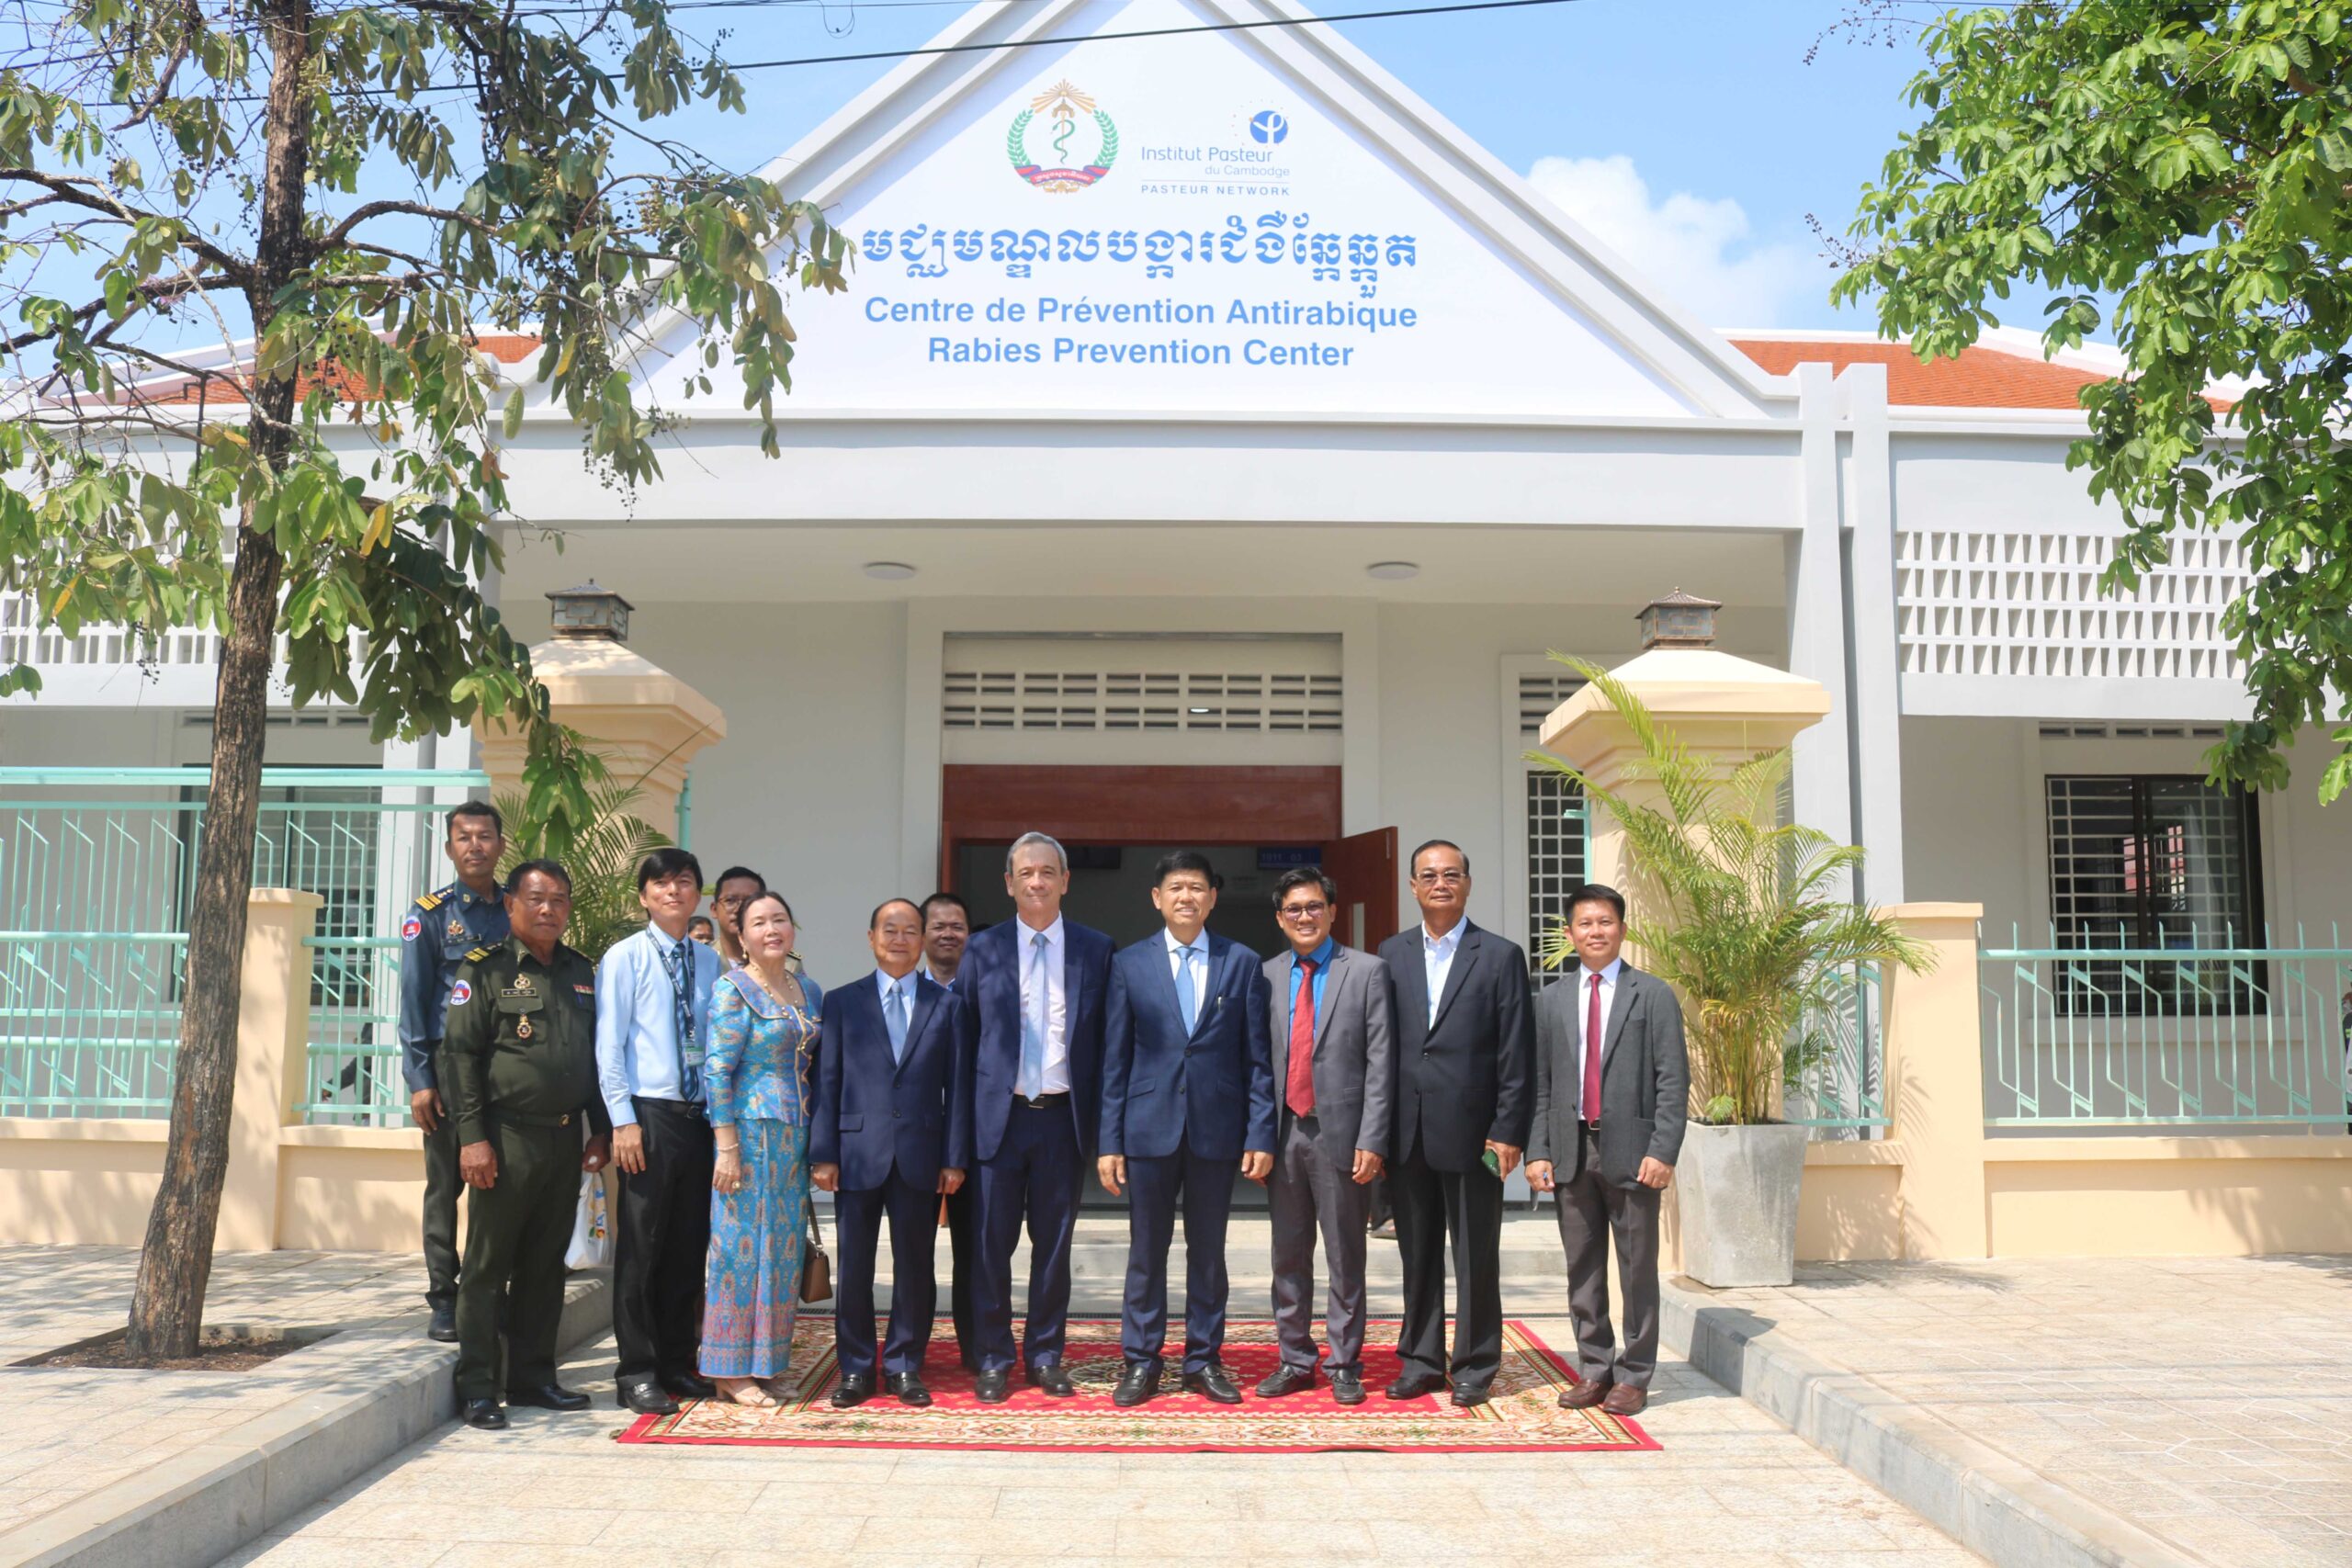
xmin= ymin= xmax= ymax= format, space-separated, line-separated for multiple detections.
xmin=1027 ymin=1361 xmax=1077 ymax=1398
xmin=973 ymin=1367 xmax=1012 ymax=1404
xmin=886 ymin=1371 xmax=933 ymax=1408
xmin=1330 ymin=1369 xmax=1366 ymax=1405
xmin=617 ymin=1378 xmax=679 ymax=1415
xmin=961 ymin=1350 xmax=983 ymax=1374
xmin=1385 ymin=1371 xmax=1446 ymax=1401
xmin=661 ymin=1371 xmax=718 ymax=1401
xmin=460 ymin=1397 xmax=508 ymax=1429
xmin=1112 ymin=1361 xmax=1160 ymax=1408
xmin=1450 ymin=1382 xmax=1491 ymax=1408
xmin=1181 ymin=1364 xmax=1242 ymax=1404
xmin=507 ymin=1382 xmax=590 ymax=1412
xmin=426 ymin=1303 xmax=458 ymax=1343
xmin=831 ymin=1374 xmax=876 ymax=1410
xmin=1255 ymin=1364 xmax=1316 ymax=1399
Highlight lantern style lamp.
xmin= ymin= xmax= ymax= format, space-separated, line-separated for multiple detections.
xmin=1635 ymin=588 xmax=1722 ymax=651
xmin=546 ymin=581 xmax=634 ymax=643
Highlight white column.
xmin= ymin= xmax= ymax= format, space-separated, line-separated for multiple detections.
xmin=1789 ymin=363 xmax=1856 ymax=856
xmin=1840 ymin=362 xmax=1906 ymax=904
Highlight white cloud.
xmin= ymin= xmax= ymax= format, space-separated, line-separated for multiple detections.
xmin=1524 ymin=153 xmax=1820 ymax=330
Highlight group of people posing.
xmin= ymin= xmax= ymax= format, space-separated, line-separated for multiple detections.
xmin=398 ymin=803 xmax=1690 ymax=1432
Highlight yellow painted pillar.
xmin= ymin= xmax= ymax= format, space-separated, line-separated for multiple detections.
xmin=220 ymin=888 xmax=322 ymax=1252
xmin=1880 ymin=902 xmax=1989 ymax=1260
xmin=475 ymin=634 xmax=727 ymax=840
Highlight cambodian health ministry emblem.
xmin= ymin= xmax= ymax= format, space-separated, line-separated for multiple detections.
xmin=1008 ymin=80 xmax=1119 ymax=192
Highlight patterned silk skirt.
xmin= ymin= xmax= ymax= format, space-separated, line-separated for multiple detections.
xmin=700 ymin=1116 xmax=808 ymax=1378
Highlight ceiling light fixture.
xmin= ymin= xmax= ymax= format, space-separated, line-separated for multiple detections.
xmin=861 ymin=560 xmax=918 ymax=581
xmin=1365 ymin=560 xmax=1420 ymax=581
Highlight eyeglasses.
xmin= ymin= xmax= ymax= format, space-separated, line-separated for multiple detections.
xmin=1411 ymin=869 xmax=1467 ymax=886
xmin=1279 ymin=901 xmax=1329 ymax=919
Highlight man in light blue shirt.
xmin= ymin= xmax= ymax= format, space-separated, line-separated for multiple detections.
xmin=595 ymin=846 xmax=722 ymax=1416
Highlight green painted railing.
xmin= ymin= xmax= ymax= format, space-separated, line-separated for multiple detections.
xmin=1980 ymin=927 xmax=2352 ymax=1128
xmin=1787 ymin=958 xmax=1887 ymax=1134
xmin=1 ymin=766 xmax=487 ymax=1121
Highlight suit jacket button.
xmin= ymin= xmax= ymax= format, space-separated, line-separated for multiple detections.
xmin=893 ymin=1110 xmax=902 ymax=1119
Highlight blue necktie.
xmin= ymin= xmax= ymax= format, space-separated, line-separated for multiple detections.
xmin=1177 ymin=943 xmax=1200 ymax=1033
xmin=662 ymin=937 xmax=703 ymax=1104
xmin=1018 ymin=931 xmax=1050 ymax=1098
xmin=886 ymin=979 xmax=910 ymax=1065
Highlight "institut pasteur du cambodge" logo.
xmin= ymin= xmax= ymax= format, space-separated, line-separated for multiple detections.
xmin=1007 ymin=80 xmax=1119 ymax=192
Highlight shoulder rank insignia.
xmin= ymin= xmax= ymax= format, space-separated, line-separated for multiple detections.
xmin=415 ymin=891 xmax=444 ymax=912
xmin=464 ymin=944 xmax=497 ymax=963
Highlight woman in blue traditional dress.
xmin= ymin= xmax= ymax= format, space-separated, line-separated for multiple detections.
xmin=700 ymin=890 xmax=822 ymax=1405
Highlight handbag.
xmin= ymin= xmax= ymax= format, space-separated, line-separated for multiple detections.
xmin=564 ymin=1170 xmax=612 ymax=1271
xmin=798 ymin=1200 xmax=832 ymax=1303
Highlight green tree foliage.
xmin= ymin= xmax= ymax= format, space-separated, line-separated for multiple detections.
xmin=0 ymin=0 xmax=849 ymax=1354
xmin=1837 ymin=1 xmax=2352 ymax=800
xmin=1529 ymin=658 xmax=1928 ymax=1126
xmin=494 ymin=773 xmax=669 ymax=963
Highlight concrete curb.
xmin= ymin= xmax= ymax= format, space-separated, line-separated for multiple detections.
xmin=1662 ymin=1285 xmax=2211 ymax=1568
xmin=3 ymin=1269 xmax=612 ymax=1568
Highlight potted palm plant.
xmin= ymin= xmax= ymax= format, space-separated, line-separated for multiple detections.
xmin=1529 ymin=656 xmax=1928 ymax=1287
xmin=494 ymin=771 xmax=673 ymax=962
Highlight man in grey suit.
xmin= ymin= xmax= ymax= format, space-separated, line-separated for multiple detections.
xmin=1255 ymin=866 xmax=1396 ymax=1406
xmin=1526 ymin=882 xmax=1689 ymax=1417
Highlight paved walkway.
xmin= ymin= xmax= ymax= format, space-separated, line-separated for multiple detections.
xmin=1673 ymin=1255 xmax=2352 ymax=1568
xmin=219 ymin=1324 xmax=1984 ymax=1568
xmin=0 ymin=1246 xmax=428 ymax=1542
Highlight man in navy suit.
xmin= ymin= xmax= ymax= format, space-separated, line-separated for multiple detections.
xmin=958 ymin=832 xmax=1116 ymax=1404
xmin=1098 ymin=851 xmax=1276 ymax=1406
xmin=811 ymin=898 xmax=975 ymax=1408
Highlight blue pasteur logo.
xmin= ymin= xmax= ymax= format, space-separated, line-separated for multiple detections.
xmin=1250 ymin=109 xmax=1289 ymax=144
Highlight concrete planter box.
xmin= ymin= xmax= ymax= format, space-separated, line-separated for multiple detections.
xmin=1678 ymin=1122 xmax=1809 ymax=1287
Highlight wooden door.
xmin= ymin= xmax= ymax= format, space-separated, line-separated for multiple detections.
xmin=1317 ymin=827 xmax=1397 ymax=952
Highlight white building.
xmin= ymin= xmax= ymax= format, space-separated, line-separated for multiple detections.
xmin=3 ymin=0 xmax=2325 ymax=1039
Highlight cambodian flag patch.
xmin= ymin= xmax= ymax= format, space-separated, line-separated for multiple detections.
xmin=401 ymin=915 xmax=422 ymax=941
xmin=448 ymin=980 xmax=472 ymax=1006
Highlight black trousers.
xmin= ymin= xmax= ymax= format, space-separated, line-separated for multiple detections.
xmin=1390 ymin=1133 xmax=1504 ymax=1392
xmin=944 ymin=1178 xmax=979 ymax=1368
xmin=613 ymin=1097 xmax=714 ymax=1382
xmin=421 ymin=1108 xmax=462 ymax=1308
xmin=834 ymin=1167 xmax=942 ymax=1381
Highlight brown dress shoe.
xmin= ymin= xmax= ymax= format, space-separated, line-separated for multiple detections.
xmin=1600 ymin=1383 xmax=1648 ymax=1416
xmin=1557 ymin=1377 xmax=1611 ymax=1410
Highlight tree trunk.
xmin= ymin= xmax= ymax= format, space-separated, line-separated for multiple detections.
xmin=124 ymin=0 xmax=312 ymax=1360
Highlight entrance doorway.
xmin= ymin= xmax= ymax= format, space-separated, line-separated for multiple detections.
xmin=941 ymin=763 xmax=1396 ymax=1209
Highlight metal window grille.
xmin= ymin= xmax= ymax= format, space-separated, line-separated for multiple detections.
xmin=1525 ymin=768 xmax=1587 ymax=983
xmin=2044 ymin=774 xmax=2267 ymax=1015
xmin=1516 ymin=672 xmax=1583 ymax=738
xmin=943 ymin=668 xmax=1341 ymax=732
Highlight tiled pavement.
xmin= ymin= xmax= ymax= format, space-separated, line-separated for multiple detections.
xmin=216 ymin=1324 xmax=1987 ymax=1568
xmin=0 ymin=1246 xmax=428 ymax=1541
xmin=1677 ymin=1255 xmax=2352 ymax=1568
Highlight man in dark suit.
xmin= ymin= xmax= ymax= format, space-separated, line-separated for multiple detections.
xmin=1526 ymin=882 xmax=1688 ymax=1417
xmin=1257 ymin=865 xmax=1395 ymax=1405
xmin=811 ymin=897 xmax=975 ymax=1408
xmin=919 ymin=891 xmax=981 ymax=1371
xmin=958 ymin=831 xmax=1116 ymax=1403
xmin=1376 ymin=839 xmax=1533 ymax=1406
xmin=1099 ymin=850 xmax=1275 ymax=1406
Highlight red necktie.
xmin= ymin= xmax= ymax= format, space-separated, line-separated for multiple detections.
xmin=1286 ymin=958 xmax=1317 ymax=1118
xmin=1582 ymin=972 xmax=1603 ymax=1123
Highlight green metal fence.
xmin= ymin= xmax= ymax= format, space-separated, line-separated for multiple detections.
xmin=1980 ymin=926 xmax=2352 ymax=1128
xmin=0 ymin=766 xmax=488 ymax=1121
xmin=1787 ymin=958 xmax=1887 ymax=1135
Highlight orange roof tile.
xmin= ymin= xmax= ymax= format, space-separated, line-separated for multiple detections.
xmin=130 ymin=333 xmax=544 ymax=406
xmin=1727 ymin=336 xmax=2110 ymax=409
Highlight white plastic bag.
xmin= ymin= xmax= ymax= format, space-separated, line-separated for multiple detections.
xmin=565 ymin=1170 xmax=612 ymax=1270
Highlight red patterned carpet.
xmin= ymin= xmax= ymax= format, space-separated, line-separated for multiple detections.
xmin=616 ymin=1318 xmax=1657 ymax=1453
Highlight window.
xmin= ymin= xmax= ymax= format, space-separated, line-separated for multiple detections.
xmin=2044 ymin=774 xmax=2266 ymax=1015
xmin=1525 ymin=769 xmax=1586 ymax=984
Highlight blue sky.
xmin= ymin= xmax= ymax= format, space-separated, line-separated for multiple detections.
xmin=635 ymin=0 xmax=1939 ymax=331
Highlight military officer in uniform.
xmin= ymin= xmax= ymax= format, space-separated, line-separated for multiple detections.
xmin=442 ymin=859 xmax=612 ymax=1430
xmin=397 ymin=800 xmax=510 ymax=1341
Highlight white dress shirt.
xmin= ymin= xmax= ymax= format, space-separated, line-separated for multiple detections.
xmin=1017 ymin=915 xmax=1071 ymax=1093
xmin=1573 ymin=956 xmax=1626 ymax=1111
xmin=1164 ymin=927 xmax=1211 ymax=1021
xmin=594 ymin=923 xmax=718 ymax=1130
xmin=1420 ymin=919 xmax=1466 ymax=1028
